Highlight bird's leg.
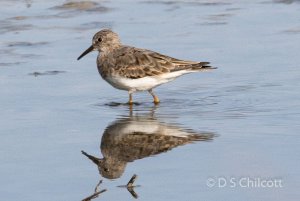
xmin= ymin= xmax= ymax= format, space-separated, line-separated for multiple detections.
xmin=148 ymin=89 xmax=160 ymax=104
xmin=128 ymin=91 xmax=133 ymax=105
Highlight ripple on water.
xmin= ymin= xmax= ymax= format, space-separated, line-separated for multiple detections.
xmin=141 ymin=0 xmax=232 ymax=6
xmin=0 ymin=48 xmax=41 ymax=62
xmin=282 ymin=27 xmax=300 ymax=34
xmin=199 ymin=11 xmax=235 ymax=26
xmin=28 ymin=71 xmax=66 ymax=77
xmin=78 ymin=21 xmax=113 ymax=30
xmin=0 ymin=62 xmax=25 ymax=67
xmin=51 ymin=1 xmax=111 ymax=12
xmin=7 ymin=41 xmax=49 ymax=47
xmin=0 ymin=20 xmax=33 ymax=34
xmin=272 ymin=0 xmax=300 ymax=4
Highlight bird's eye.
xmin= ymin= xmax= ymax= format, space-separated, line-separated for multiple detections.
xmin=97 ymin=38 xmax=102 ymax=42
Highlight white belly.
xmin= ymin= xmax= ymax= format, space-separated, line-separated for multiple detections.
xmin=104 ymin=76 xmax=164 ymax=91
xmin=104 ymin=70 xmax=190 ymax=91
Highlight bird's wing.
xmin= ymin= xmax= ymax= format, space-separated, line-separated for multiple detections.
xmin=111 ymin=47 xmax=214 ymax=79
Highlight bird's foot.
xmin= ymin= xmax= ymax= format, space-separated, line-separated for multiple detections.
xmin=153 ymin=96 xmax=160 ymax=104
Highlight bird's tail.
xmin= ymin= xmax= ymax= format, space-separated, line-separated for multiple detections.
xmin=190 ymin=62 xmax=217 ymax=71
xmin=171 ymin=62 xmax=217 ymax=72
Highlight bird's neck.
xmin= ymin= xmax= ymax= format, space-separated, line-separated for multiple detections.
xmin=100 ymin=43 xmax=121 ymax=56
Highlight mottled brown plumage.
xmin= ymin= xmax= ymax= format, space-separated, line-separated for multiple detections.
xmin=97 ymin=46 xmax=213 ymax=79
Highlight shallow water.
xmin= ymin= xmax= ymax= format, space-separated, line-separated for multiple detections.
xmin=1 ymin=0 xmax=300 ymax=200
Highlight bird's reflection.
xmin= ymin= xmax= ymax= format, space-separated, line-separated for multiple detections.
xmin=82 ymin=110 xmax=216 ymax=180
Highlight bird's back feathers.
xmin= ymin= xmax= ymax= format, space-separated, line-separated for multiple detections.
xmin=98 ymin=46 xmax=216 ymax=79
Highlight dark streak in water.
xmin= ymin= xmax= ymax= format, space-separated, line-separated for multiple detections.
xmin=0 ymin=48 xmax=41 ymax=59
xmin=261 ymin=0 xmax=300 ymax=3
xmin=8 ymin=16 xmax=28 ymax=20
xmin=0 ymin=21 xmax=33 ymax=34
xmin=79 ymin=21 xmax=113 ymax=30
xmin=200 ymin=12 xmax=234 ymax=26
xmin=207 ymin=13 xmax=234 ymax=20
xmin=0 ymin=62 xmax=24 ymax=67
xmin=7 ymin=41 xmax=48 ymax=47
xmin=225 ymin=7 xmax=243 ymax=11
xmin=199 ymin=22 xmax=228 ymax=26
xmin=51 ymin=1 xmax=111 ymax=13
xmin=28 ymin=70 xmax=66 ymax=77
xmin=273 ymin=0 xmax=300 ymax=4
xmin=141 ymin=0 xmax=232 ymax=6
xmin=282 ymin=27 xmax=300 ymax=34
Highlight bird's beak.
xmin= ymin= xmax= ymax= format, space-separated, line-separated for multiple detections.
xmin=77 ymin=45 xmax=94 ymax=60
xmin=81 ymin=150 xmax=103 ymax=165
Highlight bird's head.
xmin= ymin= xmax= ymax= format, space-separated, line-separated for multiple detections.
xmin=77 ymin=29 xmax=121 ymax=60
